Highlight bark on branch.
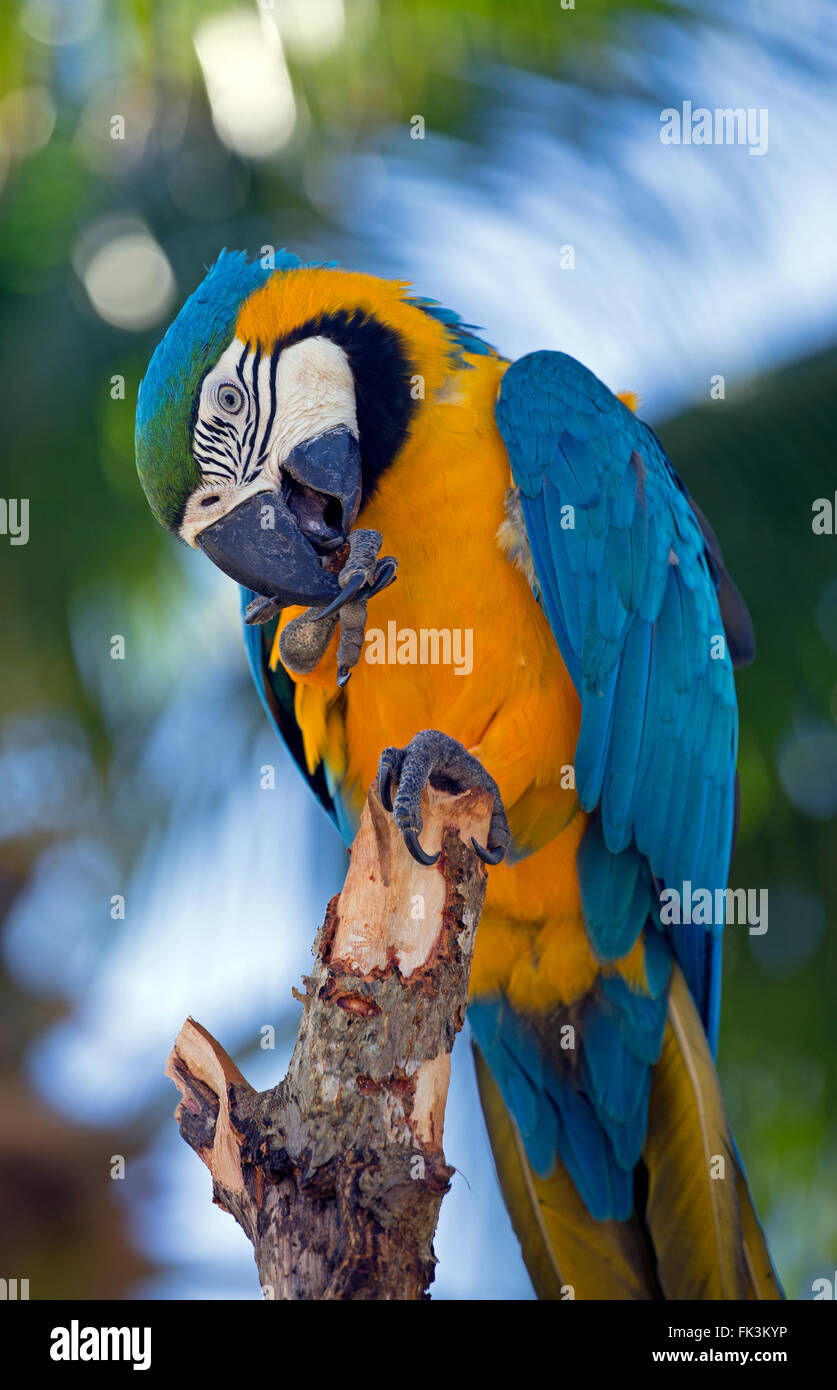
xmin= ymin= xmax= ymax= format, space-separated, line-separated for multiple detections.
xmin=165 ymin=780 xmax=492 ymax=1300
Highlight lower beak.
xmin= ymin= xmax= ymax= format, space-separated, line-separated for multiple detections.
xmin=197 ymin=491 xmax=341 ymax=607
xmin=196 ymin=425 xmax=363 ymax=607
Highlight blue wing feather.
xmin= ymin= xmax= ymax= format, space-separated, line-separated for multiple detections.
xmin=239 ymin=588 xmax=351 ymax=834
xmin=496 ymin=350 xmax=738 ymax=1053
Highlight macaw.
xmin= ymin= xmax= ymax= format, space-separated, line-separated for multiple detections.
xmin=136 ymin=249 xmax=782 ymax=1300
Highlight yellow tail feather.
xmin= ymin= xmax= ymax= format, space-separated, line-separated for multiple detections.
xmin=643 ymin=963 xmax=782 ymax=1300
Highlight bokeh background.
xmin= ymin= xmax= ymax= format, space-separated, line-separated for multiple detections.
xmin=1 ymin=0 xmax=836 ymax=1300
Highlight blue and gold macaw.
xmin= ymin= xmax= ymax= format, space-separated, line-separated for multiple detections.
xmin=136 ymin=249 xmax=782 ymax=1299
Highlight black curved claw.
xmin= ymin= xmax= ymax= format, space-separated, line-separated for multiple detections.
xmin=311 ymin=570 xmax=366 ymax=620
xmin=337 ymin=665 xmax=352 ymax=688
xmin=471 ymin=837 xmax=507 ymax=865
xmin=402 ymin=828 xmax=439 ymax=867
xmin=379 ymin=762 xmax=395 ymax=812
xmin=366 ymin=557 xmax=398 ymax=599
xmin=244 ymin=594 xmax=283 ymax=626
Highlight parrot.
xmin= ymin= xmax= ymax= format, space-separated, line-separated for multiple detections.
xmin=135 ymin=248 xmax=782 ymax=1300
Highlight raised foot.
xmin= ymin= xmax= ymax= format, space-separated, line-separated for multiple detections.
xmin=377 ymin=730 xmax=511 ymax=867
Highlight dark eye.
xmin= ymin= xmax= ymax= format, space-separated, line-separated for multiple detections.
xmin=216 ymin=382 xmax=244 ymax=414
xmin=200 ymin=494 xmax=220 ymax=507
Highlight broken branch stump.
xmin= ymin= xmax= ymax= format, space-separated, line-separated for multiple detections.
xmin=165 ymin=780 xmax=492 ymax=1300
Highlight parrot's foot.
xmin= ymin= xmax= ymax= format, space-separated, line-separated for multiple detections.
xmin=316 ymin=530 xmax=397 ymax=687
xmin=377 ymin=730 xmax=511 ymax=867
xmin=252 ymin=529 xmax=397 ymax=687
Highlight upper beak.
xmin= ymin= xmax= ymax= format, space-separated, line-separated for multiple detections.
xmin=283 ymin=426 xmax=362 ymax=551
xmin=196 ymin=425 xmax=363 ymax=608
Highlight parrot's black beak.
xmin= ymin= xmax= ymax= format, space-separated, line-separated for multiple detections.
xmin=195 ymin=426 xmax=363 ymax=608
xmin=197 ymin=492 xmax=341 ymax=607
xmin=282 ymin=426 xmax=362 ymax=553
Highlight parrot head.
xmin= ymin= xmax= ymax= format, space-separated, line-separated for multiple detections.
xmin=136 ymin=249 xmax=486 ymax=607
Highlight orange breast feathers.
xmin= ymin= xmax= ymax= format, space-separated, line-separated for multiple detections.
xmin=270 ymin=353 xmax=650 ymax=1012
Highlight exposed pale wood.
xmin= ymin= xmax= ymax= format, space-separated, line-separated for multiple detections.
xmin=166 ymin=780 xmax=491 ymax=1300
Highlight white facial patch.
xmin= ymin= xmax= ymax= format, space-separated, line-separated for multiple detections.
xmin=181 ymin=334 xmax=358 ymax=546
xmin=269 ymin=337 xmax=357 ymax=475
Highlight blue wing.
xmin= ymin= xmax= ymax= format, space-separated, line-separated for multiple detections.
xmin=240 ymin=587 xmax=362 ymax=845
xmin=495 ymin=350 xmax=743 ymax=1054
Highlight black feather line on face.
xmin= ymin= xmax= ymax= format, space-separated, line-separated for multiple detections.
xmin=241 ymin=341 xmax=261 ymax=470
xmin=275 ymin=310 xmax=418 ymax=499
xmin=255 ymin=341 xmax=281 ymax=472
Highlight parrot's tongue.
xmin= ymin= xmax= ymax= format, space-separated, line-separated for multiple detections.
xmin=284 ymin=479 xmax=345 ymax=554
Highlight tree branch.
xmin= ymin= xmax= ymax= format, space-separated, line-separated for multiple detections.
xmin=165 ymin=779 xmax=492 ymax=1300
